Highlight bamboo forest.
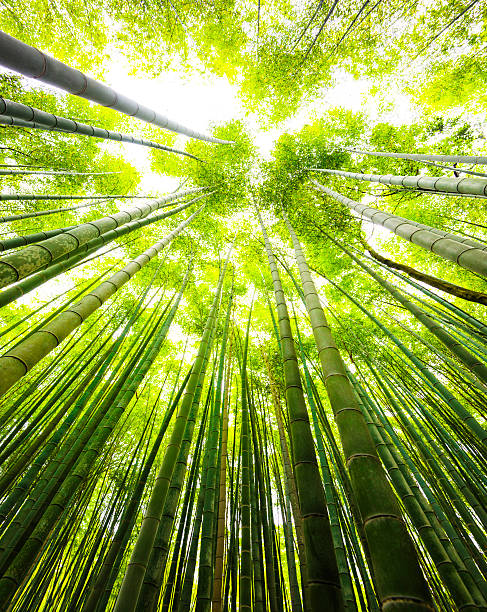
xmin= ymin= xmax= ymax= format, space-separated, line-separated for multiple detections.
xmin=0 ymin=0 xmax=486 ymax=610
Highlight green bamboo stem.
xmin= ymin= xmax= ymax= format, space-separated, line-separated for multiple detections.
xmin=282 ymin=212 xmax=433 ymax=610
xmin=0 ymin=187 xmax=205 ymax=288
xmin=344 ymin=147 xmax=487 ymax=166
xmin=256 ymin=207 xmax=344 ymax=611
xmin=0 ymin=97 xmax=201 ymax=161
xmin=0 ymin=31 xmax=232 ymax=144
xmin=0 ymin=205 xmax=203 ymax=398
xmin=313 ymin=180 xmax=487 ymax=278
xmin=312 ymin=168 xmax=487 ymax=200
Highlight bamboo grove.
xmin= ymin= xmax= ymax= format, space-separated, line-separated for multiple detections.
xmin=0 ymin=24 xmax=486 ymax=612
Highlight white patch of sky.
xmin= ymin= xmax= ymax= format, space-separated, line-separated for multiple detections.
xmin=99 ymin=50 xmax=418 ymax=193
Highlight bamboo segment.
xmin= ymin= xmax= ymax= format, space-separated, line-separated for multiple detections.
xmin=112 ymin=250 xmax=231 ymax=612
xmin=344 ymin=147 xmax=487 ymax=166
xmin=282 ymin=213 xmax=434 ymax=611
xmin=0 ymin=187 xmax=205 ymax=287
xmin=0 ymin=206 xmax=203 ymax=398
xmin=311 ymin=167 xmax=487 ymax=198
xmin=0 ymin=30 xmax=232 ymax=144
xmin=256 ymin=207 xmax=344 ymax=611
xmin=0 ymin=97 xmax=201 ymax=161
xmin=313 ymin=181 xmax=487 ymax=278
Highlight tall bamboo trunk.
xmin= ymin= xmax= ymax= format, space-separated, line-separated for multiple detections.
xmin=283 ymin=212 xmax=433 ymax=611
xmin=0 ymin=31 xmax=231 ymax=144
xmin=312 ymin=181 xmax=487 ymax=278
xmin=256 ymin=207 xmax=344 ymax=611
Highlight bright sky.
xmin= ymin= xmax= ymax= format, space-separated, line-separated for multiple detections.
xmin=100 ymin=50 xmax=418 ymax=194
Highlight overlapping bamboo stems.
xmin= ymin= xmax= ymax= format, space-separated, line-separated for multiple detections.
xmin=211 ymin=332 xmax=233 ymax=612
xmin=112 ymin=250 xmax=230 ymax=612
xmin=361 ymin=364 xmax=487 ymax=601
xmin=0 ymin=263 xmax=190 ymax=605
xmin=222 ymin=386 xmax=240 ymax=611
xmin=359 ymin=245 xmax=487 ymax=351
xmin=293 ymin=316 xmax=356 ymax=611
xmin=381 ymin=367 xmax=487 ymax=543
xmin=312 ymin=180 xmax=487 ymax=278
xmin=346 ymin=368 xmax=481 ymax=610
xmin=0 ymin=97 xmax=201 ymax=161
xmin=159 ymin=387 xmax=209 ymax=612
xmin=81 ymin=368 xmax=192 ymax=612
xmin=249 ymin=441 xmax=265 ymax=612
xmin=66 ymin=397 xmax=159 ymax=610
xmin=297 ymin=322 xmax=379 ymax=610
xmin=368 ymin=354 xmax=485 ymax=545
xmin=262 ymin=350 xmax=307 ymax=605
xmin=256 ymin=207 xmax=344 ymax=610
xmin=0 ymin=31 xmax=231 ymax=144
xmin=344 ymin=147 xmax=487 ymax=166
xmin=359 ymin=249 xmax=487 ymax=340
xmin=135 ymin=364 xmax=218 ymax=610
xmin=196 ymin=286 xmax=234 ymax=611
xmin=0 ymin=333 xmax=114 ymax=485
xmin=0 ymin=305 xmax=128 ymax=499
xmin=0 ymin=205 xmax=204 ymax=397
xmin=237 ymin=302 xmax=253 ymax=612
xmin=0 ymin=187 xmax=205 ymax=288
xmin=271 ymin=445 xmax=302 ymax=612
xmin=257 ymin=393 xmax=295 ymax=612
xmin=0 ymin=286 xmax=165 ymax=535
xmin=250 ymin=383 xmax=282 ymax=612
xmin=324 ymin=272 xmax=487 ymax=445
xmin=0 ymin=195 xmax=203 ymax=308
xmin=382 ymin=347 xmax=487 ymax=480
xmin=282 ymin=212 xmax=433 ymax=610
xmin=0 ymin=278 xmax=168 ymax=554
xmin=338 ymin=242 xmax=487 ymax=386
xmin=384 ymin=311 xmax=487 ymax=421
xmin=178 ymin=390 xmax=214 ymax=610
